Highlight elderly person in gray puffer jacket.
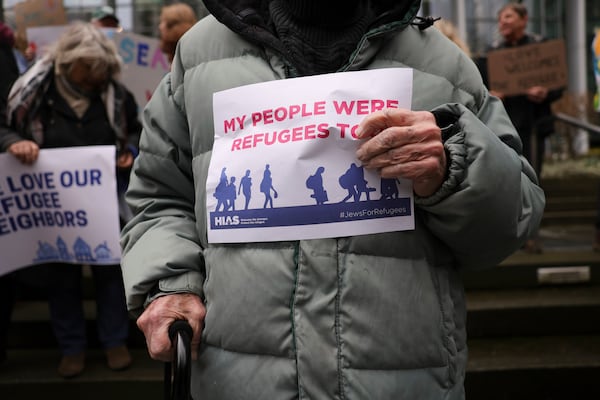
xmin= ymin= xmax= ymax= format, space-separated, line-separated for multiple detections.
xmin=120 ymin=0 xmax=545 ymax=398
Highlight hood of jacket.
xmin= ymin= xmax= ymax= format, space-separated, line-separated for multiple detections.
xmin=201 ymin=0 xmax=423 ymax=67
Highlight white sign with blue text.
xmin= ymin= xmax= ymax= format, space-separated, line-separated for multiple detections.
xmin=208 ymin=68 xmax=415 ymax=243
xmin=113 ymin=31 xmax=171 ymax=109
xmin=0 ymin=146 xmax=121 ymax=276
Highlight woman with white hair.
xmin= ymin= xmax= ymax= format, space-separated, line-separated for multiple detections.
xmin=0 ymin=22 xmax=140 ymax=378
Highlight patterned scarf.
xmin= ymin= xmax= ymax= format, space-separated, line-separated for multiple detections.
xmin=6 ymin=55 xmax=53 ymax=144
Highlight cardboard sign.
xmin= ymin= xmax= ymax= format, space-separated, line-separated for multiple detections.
xmin=14 ymin=0 xmax=67 ymax=37
xmin=593 ymin=29 xmax=600 ymax=111
xmin=113 ymin=31 xmax=171 ymax=109
xmin=26 ymin=25 xmax=66 ymax=60
xmin=487 ymin=39 xmax=568 ymax=96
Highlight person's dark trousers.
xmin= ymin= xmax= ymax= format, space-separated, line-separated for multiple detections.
xmin=534 ymin=133 xmax=545 ymax=177
xmin=518 ymin=127 xmax=544 ymax=253
xmin=518 ymin=128 xmax=545 ymax=178
xmin=0 ymin=273 xmax=16 ymax=363
xmin=47 ymin=263 xmax=130 ymax=355
xmin=519 ymin=127 xmax=532 ymax=155
xmin=92 ymin=264 xmax=130 ymax=350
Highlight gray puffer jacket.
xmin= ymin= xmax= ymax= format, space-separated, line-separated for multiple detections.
xmin=121 ymin=0 xmax=545 ymax=398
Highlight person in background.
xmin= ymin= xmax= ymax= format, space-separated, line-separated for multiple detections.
xmin=91 ymin=5 xmax=122 ymax=31
xmin=485 ymin=3 xmax=563 ymax=253
xmin=0 ymin=22 xmax=140 ymax=378
xmin=486 ymin=3 xmax=564 ymax=176
xmin=0 ymin=21 xmax=21 ymax=367
xmin=12 ymin=30 xmax=36 ymax=74
xmin=158 ymin=2 xmax=197 ymax=63
xmin=90 ymin=8 xmax=142 ymax=221
xmin=592 ymin=29 xmax=600 ymax=251
xmin=0 ymin=22 xmax=19 ymax=99
xmin=120 ymin=0 xmax=545 ymax=398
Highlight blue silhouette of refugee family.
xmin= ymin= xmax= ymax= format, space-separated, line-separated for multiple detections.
xmin=32 ymin=235 xmax=118 ymax=264
xmin=213 ymin=163 xmax=401 ymax=211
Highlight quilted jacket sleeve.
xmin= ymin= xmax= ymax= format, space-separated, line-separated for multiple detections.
xmin=417 ymin=94 xmax=546 ymax=270
xmin=120 ymin=72 xmax=205 ymax=317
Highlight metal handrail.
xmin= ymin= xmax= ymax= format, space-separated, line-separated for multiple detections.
xmin=553 ymin=112 xmax=600 ymax=138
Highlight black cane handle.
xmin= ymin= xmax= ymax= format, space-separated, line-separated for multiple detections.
xmin=165 ymin=320 xmax=193 ymax=400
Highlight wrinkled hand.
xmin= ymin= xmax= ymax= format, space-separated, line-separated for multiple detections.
xmin=526 ymin=86 xmax=548 ymax=103
xmin=117 ymin=151 xmax=134 ymax=169
xmin=356 ymin=108 xmax=447 ymax=198
xmin=8 ymin=140 xmax=40 ymax=165
xmin=136 ymin=293 xmax=206 ymax=362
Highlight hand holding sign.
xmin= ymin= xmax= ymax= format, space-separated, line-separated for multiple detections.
xmin=8 ymin=140 xmax=40 ymax=165
xmin=526 ymin=86 xmax=549 ymax=104
xmin=355 ymin=109 xmax=446 ymax=198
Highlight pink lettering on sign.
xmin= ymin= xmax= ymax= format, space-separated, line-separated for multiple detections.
xmin=333 ymin=99 xmax=399 ymax=115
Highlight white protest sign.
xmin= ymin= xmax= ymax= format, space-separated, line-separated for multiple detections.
xmin=0 ymin=146 xmax=121 ymax=276
xmin=207 ymin=68 xmax=415 ymax=243
xmin=26 ymin=25 xmax=67 ymax=60
xmin=114 ymin=31 xmax=170 ymax=109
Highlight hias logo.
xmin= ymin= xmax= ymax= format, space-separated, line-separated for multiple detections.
xmin=214 ymin=215 xmax=240 ymax=226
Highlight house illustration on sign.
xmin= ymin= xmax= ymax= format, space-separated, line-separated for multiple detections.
xmin=33 ymin=236 xmax=118 ymax=264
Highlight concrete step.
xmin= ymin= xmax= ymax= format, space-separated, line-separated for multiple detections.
xmin=466 ymin=285 xmax=600 ymax=337
xmin=467 ymin=335 xmax=600 ymax=372
xmin=541 ymin=209 xmax=597 ymax=226
xmin=0 ymin=348 xmax=162 ymax=400
xmin=544 ymin=195 xmax=597 ymax=211
xmin=539 ymin=177 xmax=599 ymax=225
xmin=462 ymin=254 xmax=600 ymax=289
xmin=6 ymin=300 xmax=145 ymax=349
xmin=466 ymin=335 xmax=600 ymax=400
xmin=540 ymin=177 xmax=599 ymax=197
xmin=462 ymin=224 xmax=600 ymax=290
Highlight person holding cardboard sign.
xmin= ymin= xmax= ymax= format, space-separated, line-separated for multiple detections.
xmin=484 ymin=3 xmax=564 ymax=254
xmin=486 ymin=3 xmax=564 ymax=177
xmin=0 ymin=21 xmax=21 ymax=368
xmin=120 ymin=0 xmax=545 ymax=398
